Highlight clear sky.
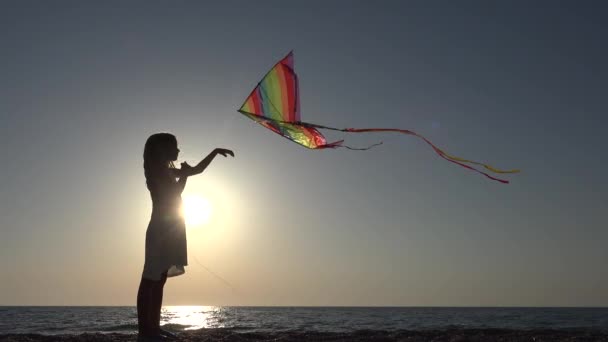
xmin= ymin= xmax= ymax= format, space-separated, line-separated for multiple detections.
xmin=1 ymin=1 xmax=607 ymax=306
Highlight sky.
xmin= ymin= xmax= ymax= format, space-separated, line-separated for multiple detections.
xmin=1 ymin=0 xmax=607 ymax=307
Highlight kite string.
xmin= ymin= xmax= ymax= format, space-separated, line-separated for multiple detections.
xmin=191 ymin=255 xmax=239 ymax=294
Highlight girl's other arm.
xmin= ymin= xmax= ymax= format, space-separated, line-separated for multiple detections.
xmin=176 ymin=163 xmax=189 ymax=193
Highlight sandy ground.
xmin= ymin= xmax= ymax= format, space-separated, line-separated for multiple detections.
xmin=2 ymin=328 xmax=608 ymax=342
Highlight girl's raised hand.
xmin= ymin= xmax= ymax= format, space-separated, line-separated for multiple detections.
xmin=214 ymin=148 xmax=235 ymax=157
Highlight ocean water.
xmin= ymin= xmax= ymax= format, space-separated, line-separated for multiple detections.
xmin=1 ymin=306 xmax=607 ymax=335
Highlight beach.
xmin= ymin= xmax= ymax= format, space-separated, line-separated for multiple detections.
xmin=3 ymin=328 xmax=608 ymax=342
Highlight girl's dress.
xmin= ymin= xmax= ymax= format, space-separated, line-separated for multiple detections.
xmin=142 ymin=173 xmax=187 ymax=280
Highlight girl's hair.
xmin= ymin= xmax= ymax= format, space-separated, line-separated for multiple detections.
xmin=143 ymin=133 xmax=177 ymax=189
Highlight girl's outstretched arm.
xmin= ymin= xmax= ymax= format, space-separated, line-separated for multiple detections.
xmin=182 ymin=148 xmax=234 ymax=177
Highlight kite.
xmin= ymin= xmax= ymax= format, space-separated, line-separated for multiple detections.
xmin=238 ymin=51 xmax=519 ymax=184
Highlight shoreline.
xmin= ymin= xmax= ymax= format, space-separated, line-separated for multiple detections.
xmin=3 ymin=328 xmax=608 ymax=341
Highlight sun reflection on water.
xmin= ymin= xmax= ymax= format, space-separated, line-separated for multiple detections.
xmin=161 ymin=306 xmax=224 ymax=331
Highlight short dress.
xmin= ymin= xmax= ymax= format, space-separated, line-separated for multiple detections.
xmin=142 ymin=175 xmax=188 ymax=281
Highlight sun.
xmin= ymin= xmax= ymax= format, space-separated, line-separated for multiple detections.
xmin=181 ymin=195 xmax=213 ymax=227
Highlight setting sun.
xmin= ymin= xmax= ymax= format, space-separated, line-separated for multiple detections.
xmin=181 ymin=195 xmax=213 ymax=227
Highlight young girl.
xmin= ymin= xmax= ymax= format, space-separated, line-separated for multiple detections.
xmin=137 ymin=133 xmax=233 ymax=340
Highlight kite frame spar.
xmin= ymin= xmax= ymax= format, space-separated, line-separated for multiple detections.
xmin=238 ymin=51 xmax=519 ymax=184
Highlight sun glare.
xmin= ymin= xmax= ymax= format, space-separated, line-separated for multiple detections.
xmin=181 ymin=195 xmax=213 ymax=227
xmin=162 ymin=306 xmax=220 ymax=330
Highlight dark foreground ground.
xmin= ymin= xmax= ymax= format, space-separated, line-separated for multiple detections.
xmin=2 ymin=329 xmax=608 ymax=342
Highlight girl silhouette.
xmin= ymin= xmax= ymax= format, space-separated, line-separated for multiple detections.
xmin=137 ymin=133 xmax=233 ymax=340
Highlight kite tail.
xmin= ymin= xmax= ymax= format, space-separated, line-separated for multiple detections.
xmin=282 ymin=121 xmax=517 ymax=183
xmin=302 ymin=124 xmax=514 ymax=184
xmin=434 ymin=151 xmax=520 ymax=174
xmin=345 ymin=128 xmax=518 ymax=171
xmin=341 ymin=127 xmax=515 ymax=183
xmin=343 ymin=141 xmax=384 ymax=150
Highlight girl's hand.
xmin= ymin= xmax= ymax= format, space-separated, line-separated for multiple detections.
xmin=214 ymin=148 xmax=235 ymax=157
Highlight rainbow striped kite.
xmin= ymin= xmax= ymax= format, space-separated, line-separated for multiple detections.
xmin=238 ymin=51 xmax=519 ymax=183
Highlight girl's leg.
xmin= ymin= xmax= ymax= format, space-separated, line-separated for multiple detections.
xmin=137 ymin=277 xmax=154 ymax=335
xmin=150 ymin=271 xmax=168 ymax=335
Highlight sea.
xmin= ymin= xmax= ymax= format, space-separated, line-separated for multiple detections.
xmin=1 ymin=306 xmax=607 ymax=335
